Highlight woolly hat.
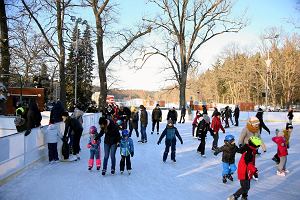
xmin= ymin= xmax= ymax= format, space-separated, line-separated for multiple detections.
xmin=247 ymin=116 xmax=260 ymax=126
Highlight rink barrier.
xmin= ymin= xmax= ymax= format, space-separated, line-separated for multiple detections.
xmin=0 ymin=113 xmax=101 ymax=185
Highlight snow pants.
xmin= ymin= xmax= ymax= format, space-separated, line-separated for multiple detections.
xmin=120 ymin=155 xmax=132 ymax=171
xmin=163 ymin=139 xmax=176 ymax=161
xmin=88 ymin=147 xmax=101 ymax=168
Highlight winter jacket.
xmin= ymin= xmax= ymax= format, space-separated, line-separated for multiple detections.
xmin=167 ymin=110 xmax=178 ymax=123
xmin=234 ymin=107 xmax=240 ymax=118
xmin=272 ymin=136 xmax=288 ymax=157
xmin=45 ymin=124 xmax=61 ymax=143
xmin=63 ymin=117 xmax=83 ymax=138
xmin=283 ymin=129 xmax=291 ymax=147
xmin=103 ymin=105 xmax=115 ymax=118
xmin=192 ymin=115 xmax=201 ymax=126
xmin=120 ymin=137 xmax=134 ymax=156
xmin=237 ymin=145 xmax=257 ymax=181
xmin=211 ymin=116 xmax=225 ymax=133
xmin=196 ymin=119 xmax=213 ymax=138
xmin=214 ymin=142 xmax=239 ymax=164
xmin=180 ymin=107 xmax=186 ymax=116
xmin=27 ymin=106 xmax=42 ymax=129
xmin=157 ymin=126 xmax=183 ymax=144
xmin=71 ymin=108 xmax=84 ymax=124
xmin=140 ymin=109 xmax=148 ymax=126
xmin=287 ymin=111 xmax=294 ymax=120
xmin=98 ymin=119 xmax=121 ymax=146
xmin=87 ymin=134 xmax=101 ymax=151
xmin=130 ymin=111 xmax=139 ymax=129
xmin=152 ymin=107 xmax=162 ymax=121
xmin=50 ymin=101 xmax=65 ymax=123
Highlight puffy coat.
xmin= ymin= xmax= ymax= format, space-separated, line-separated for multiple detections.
xmin=211 ymin=116 xmax=225 ymax=133
xmin=120 ymin=137 xmax=134 ymax=156
xmin=45 ymin=124 xmax=61 ymax=143
xmin=87 ymin=134 xmax=101 ymax=151
xmin=152 ymin=107 xmax=162 ymax=121
xmin=157 ymin=126 xmax=183 ymax=144
xmin=214 ymin=142 xmax=239 ymax=164
xmin=272 ymin=136 xmax=288 ymax=157
xmin=140 ymin=109 xmax=148 ymax=126
xmin=63 ymin=117 xmax=83 ymax=138
xmin=237 ymin=145 xmax=257 ymax=181
xmin=238 ymin=126 xmax=266 ymax=151
xmin=99 ymin=119 xmax=120 ymax=146
xmin=167 ymin=110 xmax=178 ymax=122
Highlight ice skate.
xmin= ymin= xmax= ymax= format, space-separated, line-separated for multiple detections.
xmin=222 ymin=175 xmax=227 ymax=183
xmin=102 ymin=170 xmax=106 ymax=176
xmin=128 ymin=170 xmax=131 ymax=175
xmin=227 ymin=174 xmax=233 ymax=181
xmin=227 ymin=195 xmax=237 ymax=200
xmin=88 ymin=166 xmax=92 ymax=170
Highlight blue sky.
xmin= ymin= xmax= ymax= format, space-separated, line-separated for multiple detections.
xmin=78 ymin=0 xmax=300 ymax=90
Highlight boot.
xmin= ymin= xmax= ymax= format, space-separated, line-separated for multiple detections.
xmin=227 ymin=195 xmax=238 ymax=200
xmin=227 ymin=174 xmax=233 ymax=181
xmin=102 ymin=169 xmax=106 ymax=176
xmin=223 ymin=175 xmax=227 ymax=183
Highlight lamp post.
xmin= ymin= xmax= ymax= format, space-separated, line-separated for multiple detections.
xmin=264 ymin=34 xmax=279 ymax=111
xmin=70 ymin=16 xmax=87 ymax=105
xmin=0 ymin=73 xmax=22 ymax=103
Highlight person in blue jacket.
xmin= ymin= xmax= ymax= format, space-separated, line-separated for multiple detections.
xmin=157 ymin=119 xmax=183 ymax=163
xmin=119 ymin=130 xmax=134 ymax=174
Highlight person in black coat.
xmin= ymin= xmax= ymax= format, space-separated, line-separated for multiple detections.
xmin=129 ymin=106 xmax=139 ymax=138
xmin=50 ymin=100 xmax=65 ymax=123
xmin=196 ymin=114 xmax=213 ymax=157
xmin=97 ymin=117 xmax=121 ymax=175
xmin=62 ymin=111 xmax=83 ymax=160
xmin=151 ymin=104 xmax=162 ymax=134
xmin=178 ymin=106 xmax=186 ymax=123
xmin=233 ymin=105 xmax=240 ymax=126
xmin=287 ymin=109 xmax=294 ymax=124
xmin=256 ymin=108 xmax=270 ymax=135
xmin=25 ymin=100 xmax=42 ymax=136
xmin=167 ymin=107 xmax=178 ymax=124
xmin=224 ymin=106 xmax=231 ymax=128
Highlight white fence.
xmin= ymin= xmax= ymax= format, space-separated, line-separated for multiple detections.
xmin=0 ymin=113 xmax=101 ymax=184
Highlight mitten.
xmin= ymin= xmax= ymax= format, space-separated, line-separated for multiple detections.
xmin=213 ymin=151 xmax=218 ymax=156
xmin=87 ymin=144 xmax=91 ymax=148
xmin=181 ymin=141 xmax=183 ymax=145
xmin=131 ymin=152 xmax=134 ymax=157
xmin=157 ymin=141 xmax=160 ymax=145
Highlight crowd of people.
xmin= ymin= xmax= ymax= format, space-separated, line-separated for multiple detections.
xmin=13 ymin=101 xmax=296 ymax=199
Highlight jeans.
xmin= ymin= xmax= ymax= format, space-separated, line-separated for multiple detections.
xmin=222 ymin=162 xmax=237 ymax=176
xmin=212 ymin=132 xmax=219 ymax=149
xmin=103 ymin=143 xmax=117 ymax=171
xmin=140 ymin=124 xmax=147 ymax=142
xmin=163 ymin=139 xmax=176 ymax=161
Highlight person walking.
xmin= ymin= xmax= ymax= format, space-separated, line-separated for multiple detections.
xmin=151 ymin=104 xmax=162 ymax=134
xmin=139 ymin=105 xmax=148 ymax=143
xmin=256 ymin=108 xmax=270 ymax=135
xmin=233 ymin=105 xmax=240 ymax=126
xmin=167 ymin=107 xmax=178 ymax=125
xmin=178 ymin=106 xmax=186 ymax=123
xmin=129 ymin=106 xmax=139 ymax=138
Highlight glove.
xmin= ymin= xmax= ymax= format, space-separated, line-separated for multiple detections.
xmin=223 ymin=130 xmax=225 ymax=134
xmin=213 ymin=151 xmax=218 ymax=156
xmin=239 ymin=144 xmax=243 ymax=148
xmin=131 ymin=152 xmax=134 ymax=157
xmin=181 ymin=141 xmax=183 ymax=145
xmin=24 ymin=129 xmax=31 ymax=136
xmin=268 ymin=131 xmax=270 ymax=135
xmin=157 ymin=141 xmax=160 ymax=145
xmin=87 ymin=144 xmax=91 ymax=148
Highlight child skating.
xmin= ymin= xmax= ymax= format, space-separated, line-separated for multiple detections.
xmin=227 ymin=136 xmax=262 ymax=200
xmin=87 ymin=126 xmax=101 ymax=170
xmin=272 ymin=130 xmax=288 ymax=176
xmin=214 ymin=134 xmax=239 ymax=183
xmin=157 ymin=119 xmax=183 ymax=162
xmin=120 ymin=130 xmax=134 ymax=174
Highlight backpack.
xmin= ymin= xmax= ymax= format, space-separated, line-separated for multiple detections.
xmin=14 ymin=115 xmax=25 ymax=127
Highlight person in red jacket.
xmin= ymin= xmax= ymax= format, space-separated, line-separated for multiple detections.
xmin=192 ymin=111 xmax=202 ymax=138
xmin=227 ymin=136 xmax=262 ymax=200
xmin=211 ymin=112 xmax=225 ymax=150
xmin=272 ymin=130 xmax=288 ymax=176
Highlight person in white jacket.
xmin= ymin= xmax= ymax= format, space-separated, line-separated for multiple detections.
xmin=45 ymin=119 xmax=62 ymax=163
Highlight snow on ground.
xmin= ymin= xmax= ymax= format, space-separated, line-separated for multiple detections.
xmin=0 ymin=120 xmax=300 ymax=200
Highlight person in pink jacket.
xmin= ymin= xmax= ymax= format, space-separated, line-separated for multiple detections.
xmin=211 ymin=112 xmax=225 ymax=150
xmin=192 ymin=111 xmax=202 ymax=138
xmin=272 ymin=130 xmax=288 ymax=176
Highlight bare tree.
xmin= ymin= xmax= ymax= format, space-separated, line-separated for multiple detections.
xmin=141 ymin=0 xmax=245 ymax=108
xmin=86 ymin=0 xmax=152 ymax=110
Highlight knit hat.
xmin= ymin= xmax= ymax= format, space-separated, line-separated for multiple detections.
xmin=167 ymin=119 xmax=173 ymax=126
xmin=248 ymin=116 xmax=260 ymax=126
xmin=246 ymin=116 xmax=260 ymax=133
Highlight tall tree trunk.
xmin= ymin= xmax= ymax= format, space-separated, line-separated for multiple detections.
xmin=179 ymin=72 xmax=187 ymax=108
xmin=56 ymin=0 xmax=66 ymax=106
xmin=95 ymin=17 xmax=107 ymax=111
xmin=0 ymin=0 xmax=10 ymax=83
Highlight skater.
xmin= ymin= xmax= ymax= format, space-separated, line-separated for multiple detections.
xmin=238 ymin=116 xmax=266 ymax=153
xmin=272 ymin=130 xmax=288 ymax=176
xmin=229 ymin=107 xmax=234 ymax=126
xmin=139 ymin=105 xmax=148 ymax=143
xmin=62 ymin=111 xmax=83 ymax=161
xmin=25 ymin=100 xmax=42 ymax=136
xmin=227 ymin=136 xmax=262 ymax=200
xmin=157 ymin=119 xmax=183 ymax=162
xmin=151 ymin=104 xmax=162 ymax=134
xmin=256 ymin=108 xmax=270 ymax=135
xmin=233 ymin=105 xmax=240 ymax=126
xmin=97 ymin=117 xmax=120 ymax=175
xmin=196 ymin=114 xmax=213 ymax=157
xmin=214 ymin=135 xmax=239 ymax=183
xmin=167 ymin=107 xmax=178 ymax=124
xmin=87 ymin=126 xmax=101 ymax=171
xmin=15 ymin=102 xmax=27 ymax=133
xmin=120 ymin=130 xmax=134 ymax=174
xmin=45 ymin=118 xmax=61 ymax=164
xmin=287 ymin=108 xmax=294 ymax=124
xmin=224 ymin=106 xmax=230 ymax=128
xmin=272 ymin=123 xmax=293 ymax=164
xmin=129 ymin=106 xmax=139 ymax=138
xmin=178 ymin=106 xmax=186 ymax=123
xmin=211 ymin=111 xmax=225 ymax=150
xmin=192 ymin=112 xmax=202 ymax=138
